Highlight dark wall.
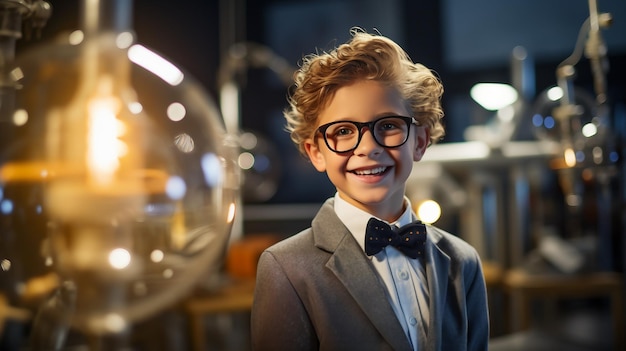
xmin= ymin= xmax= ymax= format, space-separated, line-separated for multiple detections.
xmin=15 ymin=0 xmax=626 ymax=206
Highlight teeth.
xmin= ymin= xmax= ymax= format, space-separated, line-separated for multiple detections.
xmin=354 ymin=167 xmax=387 ymax=175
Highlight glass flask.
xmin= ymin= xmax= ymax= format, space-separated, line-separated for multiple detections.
xmin=0 ymin=0 xmax=238 ymax=336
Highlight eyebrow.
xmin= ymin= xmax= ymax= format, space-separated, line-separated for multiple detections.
xmin=327 ymin=112 xmax=411 ymax=122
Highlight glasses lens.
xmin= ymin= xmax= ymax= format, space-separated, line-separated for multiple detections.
xmin=374 ymin=117 xmax=410 ymax=147
xmin=320 ymin=116 xmax=412 ymax=152
xmin=323 ymin=122 xmax=359 ymax=152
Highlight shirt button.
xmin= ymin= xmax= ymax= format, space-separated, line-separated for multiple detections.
xmin=398 ymin=270 xmax=409 ymax=280
xmin=409 ymin=317 xmax=417 ymax=326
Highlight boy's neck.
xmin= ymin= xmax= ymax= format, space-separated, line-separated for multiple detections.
xmin=374 ymin=203 xmax=406 ymax=223
xmin=337 ymin=193 xmax=407 ymax=223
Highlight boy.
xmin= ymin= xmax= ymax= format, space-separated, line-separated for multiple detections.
xmin=251 ymin=29 xmax=489 ymax=351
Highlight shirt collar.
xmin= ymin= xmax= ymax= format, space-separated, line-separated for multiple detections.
xmin=333 ymin=193 xmax=416 ymax=253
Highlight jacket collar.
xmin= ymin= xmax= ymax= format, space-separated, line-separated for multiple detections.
xmin=424 ymin=227 xmax=451 ymax=350
xmin=312 ymin=199 xmax=452 ymax=351
xmin=312 ymin=199 xmax=413 ymax=351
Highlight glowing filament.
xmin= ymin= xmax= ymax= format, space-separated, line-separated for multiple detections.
xmin=87 ymin=78 xmax=126 ymax=186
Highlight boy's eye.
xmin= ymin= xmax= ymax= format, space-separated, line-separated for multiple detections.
xmin=337 ymin=127 xmax=354 ymax=135
xmin=328 ymin=124 xmax=356 ymax=137
xmin=379 ymin=122 xmax=397 ymax=130
xmin=376 ymin=121 xmax=403 ymax=134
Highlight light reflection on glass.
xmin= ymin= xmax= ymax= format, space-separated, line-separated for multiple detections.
xmin=150 ymin=250 xmax=164 ymax=263
xmin=128 ymin=45 xmax=184 ymax=86
xmin=115 ymin=32 xmax=133 ymax=49
xmin=69 ymin=30 xmax=84 ymax=45
xmin=201 ymin=153 xmax=222 ymax=187
xmin=227 ymin=202 xmax=236 ymax=223
xmin=238 ymin=152 xmax=254 ymax=170
xmin=128 ymin=101 xmax=143 ymax=114
xmin=12 ymin=109 xmax=28 ymax=126
xmin=1 ymin=199 xmax=13 ymax=214
xmin=165 ymin=176 xmax=186 ymax=200
xmin=174 ymin=133 xmax=194 ymax=153
xmin=1 ymin=259 xmax=11 ymax=271
xmin=167 ymin=102 xmax=186 ymax=122
xmin=108 ymin=248 xmax=131 ymax=270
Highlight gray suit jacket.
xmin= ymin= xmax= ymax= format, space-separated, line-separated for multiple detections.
xmin=251 ymin=198 xmax=489 ymax=351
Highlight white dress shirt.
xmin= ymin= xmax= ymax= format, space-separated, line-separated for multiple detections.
xmin=334 ymin=193 xmax=429 ymax=351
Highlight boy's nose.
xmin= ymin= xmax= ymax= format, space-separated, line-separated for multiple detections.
xmin=355 ymin=128 xmax=382 ymax=155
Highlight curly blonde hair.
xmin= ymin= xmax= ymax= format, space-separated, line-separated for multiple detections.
xmin=284 ymin=28 xmax=445 ymax=156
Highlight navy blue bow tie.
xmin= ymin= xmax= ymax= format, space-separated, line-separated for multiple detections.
xmin=365 ymin=217 xmax=427 ymax=259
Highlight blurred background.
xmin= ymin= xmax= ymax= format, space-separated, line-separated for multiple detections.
xmin=2 ymin=0 xmax=626 ymax=350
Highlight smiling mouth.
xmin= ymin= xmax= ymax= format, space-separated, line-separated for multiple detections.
xmin=351 ymin=166 xmax=389 ymax=176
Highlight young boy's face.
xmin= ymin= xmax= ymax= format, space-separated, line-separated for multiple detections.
xmin=304 ymin=79 xmax=429 ymax=221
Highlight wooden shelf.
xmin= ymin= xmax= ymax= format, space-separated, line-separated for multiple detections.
xmin=184 ymin=278 xmax=256 ymax=351
xmin=502 ymin=269 xmax=624 ymax=350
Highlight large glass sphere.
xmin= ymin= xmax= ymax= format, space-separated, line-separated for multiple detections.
xmin=531 ymin=86 xmax=598 ymax=144
xmin=531 ymin=85 xmax=615 ymax=169
xmin=0 ymin=28 xmax=238 ymax=335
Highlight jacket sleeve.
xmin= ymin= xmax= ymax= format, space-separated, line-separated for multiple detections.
xmin=465 ymin=250 xmax=490 ymax=351
xmin=251 ymin=250 xmax=318 ymax=351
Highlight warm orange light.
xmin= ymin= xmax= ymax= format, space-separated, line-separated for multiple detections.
xmin=87 ymin=76 xmax=126 ymax=186
xmin=563 ymin=147 xmax=576 ymax=167
xmin=417 ymin=199 xmax=441 ymax=224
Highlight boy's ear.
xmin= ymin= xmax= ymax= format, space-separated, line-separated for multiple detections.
xmin=304 ymin=139 xmax=327 ymax=172
xmin=413 ymin=126 xmax=430 ymax=162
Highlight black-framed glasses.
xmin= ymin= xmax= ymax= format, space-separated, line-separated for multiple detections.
xmin=316 ymin=115 xmax=419 ymax=153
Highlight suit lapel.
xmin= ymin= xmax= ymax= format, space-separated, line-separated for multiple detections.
xmin=312 ymin=200 xmax=413 ymax=351
xmin=424 ymin=227 xmax=451 ymax=351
